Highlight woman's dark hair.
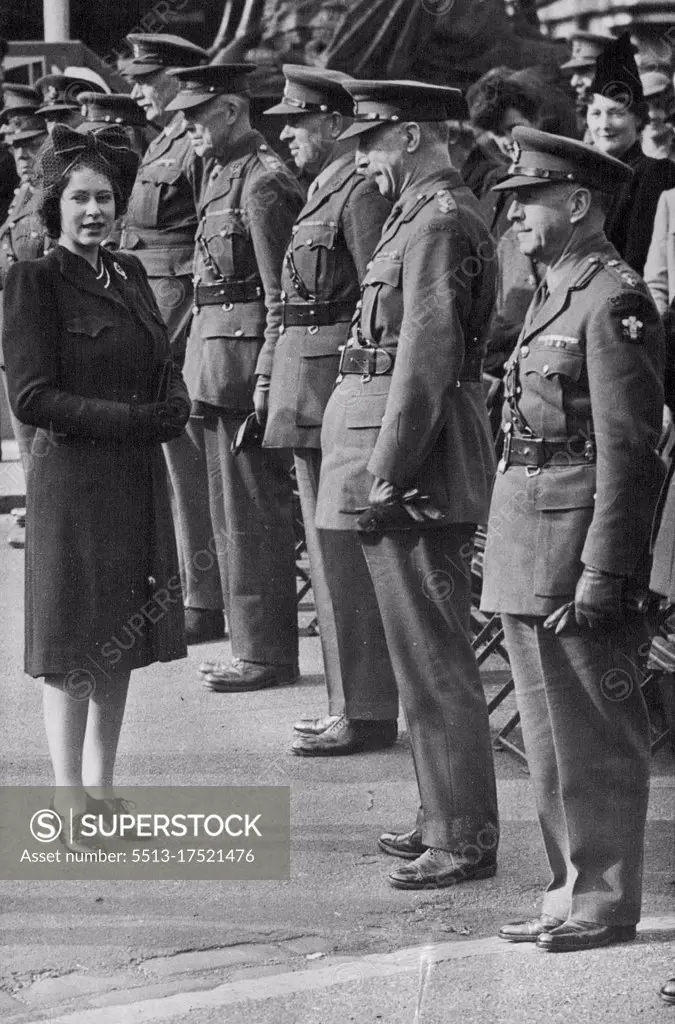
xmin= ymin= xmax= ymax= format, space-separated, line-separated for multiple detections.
xmin=37 ymin=152 xmax=124 ymax=238
xmin=467 ymin=66 xmax=578 ymax=139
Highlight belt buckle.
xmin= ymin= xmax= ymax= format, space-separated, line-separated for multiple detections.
xmin=525 ymin=465 xmax=541 ymax=477
xmin=498 ymin=430 xmax=512 ymax=473
xmin=373 ymin=349 xmax=393 ymax=375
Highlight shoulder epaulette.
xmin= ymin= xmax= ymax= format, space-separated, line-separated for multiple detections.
xmin=598 ymin=256 xmax=641 ymax=290
xmin=570 ymin=254 xmax=607 ymax=290
xmin=256 ymin=144 xmax=284 ymax=173
xmin=401 ymin=192 xmax=434 ymax=223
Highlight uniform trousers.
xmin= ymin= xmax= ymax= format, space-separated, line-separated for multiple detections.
xmin=360 ymin=526 xmax=499 ymax=853
xmin=294 ymin=449 xmax=343 ymax=714
xmin=501 ymin=613 xmax=651 ymax=925
xmin=203 ymin=412 xmax=298 ymax=667
xmin=163 ymin=416 xmax=224 ymax=612
xmin=318 ymin=527 xmax=398 ymax=720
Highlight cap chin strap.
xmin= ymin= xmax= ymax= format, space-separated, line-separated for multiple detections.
xmin=506 ymin=164 xmax=577 ymax=183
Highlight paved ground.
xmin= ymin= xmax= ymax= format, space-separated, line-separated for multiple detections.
xmin=0 ymin=445 xmax=673 ymax=1023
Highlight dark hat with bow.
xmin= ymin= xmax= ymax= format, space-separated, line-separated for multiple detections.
xmin=590 ymin=32 xmax=644 ymax=107
xmin=37 ymin=124 xmax=140 ymax=208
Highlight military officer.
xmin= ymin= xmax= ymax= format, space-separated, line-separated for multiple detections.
xmin=0 ymin=88 xmax=50 ymax=548
xmin=77 ymin=92 xmax=151 ymax=157
xmin=481 ymin=127 xmax=664 ymax=952
xmin=35 ymin=70 xmax=108 ymax=132
xmin=166 ymin=64 xmax=304 ymax=691
xmin=559 ymin=30 xmax=616 ymax=135
xmin=257 ymin=65 xmax=398 ymax=754
xmin=315 ymin=80 xmax=499 ymax=886
xmin=121 ymin=34 xmax=225 ymax=645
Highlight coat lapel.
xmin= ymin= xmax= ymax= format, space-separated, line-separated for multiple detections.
xmin=55 ymin=246 xmax=128 ymax=312
xmin=142 ymin=114 xmax=184 ymax=163
xmin=299 ymin=154 xmax=354 ymax=220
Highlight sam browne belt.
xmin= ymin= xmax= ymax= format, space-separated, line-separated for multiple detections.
xmin=499 ymin=425 xmax=596 ymax=472
xmin=194 ymin=280 xmax=263 ymax=308
xmin=280 ymin=298 xmax=355 ymax=330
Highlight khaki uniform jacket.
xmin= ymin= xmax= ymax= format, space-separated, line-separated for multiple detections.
xmin=183 ymin=131 xmax=304 ymax=412
xmin=0 ymin=183 xmax=53 ymax=287
xmin=481 ymin=235 xmax=665 ymax=616
xmin=315 ymin=168 xmax=496 ymax=531
xmin=120 ymin=114 xmax=201 ymax=279
xmin=260 ymin=152 xmax=391 ymax=449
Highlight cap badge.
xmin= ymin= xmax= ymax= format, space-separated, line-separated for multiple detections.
xmin=510 ymin=140 xmax=521 ymax=165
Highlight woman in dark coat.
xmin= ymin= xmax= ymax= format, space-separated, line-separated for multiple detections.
xmin=2 ymin=125 xmax=190 ymax=841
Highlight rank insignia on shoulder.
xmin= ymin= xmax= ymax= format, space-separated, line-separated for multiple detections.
xmin=436 ymin=189 xmax=454 ymax=213
xmin=113 ymin=261 xmax=128 ymax=280
xmin=621 ymin=316 xmax=644 ymax=343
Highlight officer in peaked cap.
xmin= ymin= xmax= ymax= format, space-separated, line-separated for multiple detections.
xmin=164 ymin=64 xmax=304 ymax=692
xmin=315 ymin=79 xmax=499 ymax=883
xmin=0 ymin=97 xmax=51 ymax=547
xmin=480 ymin=127 xmax=664 ymax=952
xmin=119 ymin=35 xmax=226 ymax=643
xmin=560 ymin=31 xmax=617 ymax=131
xmin=256 ymin=65 xmax=398 ymax=753
xmin=35 ymin=72 xmax=107 ymax=132
xmin=78 ymin=92 xmax=152 ymax=157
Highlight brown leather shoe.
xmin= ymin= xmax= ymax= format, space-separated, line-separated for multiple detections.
xmin=536 ymin=920 xmax=637 ymax=953
xmin=293 ymin=714 xmax=343 ymax=736
xmin=498 ymin=915 xmax=564 ymax=943
xmin=660 ymin=978 xmax=675 ymax=1005
xmin=388 ymin=847 xmax=497 ymax=890
xmin=291 ymin=716 xmax=397 ymax=756
xmin=377 ymin=828 xmax=427 ymax=860
xmin=201 ymin=658 xmax=298 ymax=692
xmin=184 ymin=608 xmax=226 ymax=645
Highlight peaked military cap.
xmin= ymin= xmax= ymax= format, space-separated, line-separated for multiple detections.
xmin=35 ymin=73 xmax=107 ymax=118
xmin=264 ymin=65 xmax=354 ymax=117
xmin=165 ymin=64 xmax=257 ymax=112
xmin=78 ymin=92 xmax=146 ymax=128
xmin=123 ymin=33 xmax=208 ymax=78
xmin=3 ymin=114 xmax=48 ymax=144
xmin=590 ymin=32 xmax=644 ymax=105
xmin=492 ymin=125 xmax=633 ymax=192
xmin=641 ymin=71 xmax=671 ymax=99
xmin=338 ymin=79 xmax=468 ymax=140
xmin=0 ymin=84 xmax=41 ymax=126
xmin=560 ymin=31 xmax=616 ymax=72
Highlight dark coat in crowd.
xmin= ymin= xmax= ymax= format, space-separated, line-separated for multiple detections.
xmin=605 ymin=142 xmax=675 ymax=276
xmin=3 ymin=245 xmax=188 ymax=679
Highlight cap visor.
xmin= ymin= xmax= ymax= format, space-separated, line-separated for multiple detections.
xmin=165 ymin=93 xmax=214 ymax=112
xmin=491 ymin=174 xmax=555 ymax=191
xmin=121 ymin=60 xmax=164 ymax=78
xmin=337 ymin=120 xmax=383 ymax=141
xmin=9 ymin=129 xmax=47 ymax=143
xmin=560 ymin=59 xmax=595 ymax=72
xmin=263 ymin=100 xmax=300 ymax=115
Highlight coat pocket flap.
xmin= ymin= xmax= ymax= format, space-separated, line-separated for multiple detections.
xmin=534 ymin=465 xmax=596 ymax=510
xmin=64 ymin=316 xmax=114 ymax=338
xmin=141 ymin=164 xmax=183 ymax=186
xmin=346 ymin=388 xmax=390 ymax=428
xmin=205 ymin=217 xmax=248 ymax=241
xmin=363 ymin=258 xmax=402 ymax=289
xmin=299 ymin=333 xmax=342 ymax=359
xmin=201 ymin=302 xmax=267 ymax=339
xmin=522 ymin=347 xmax=584 ymax=381
xmin=293 ymin=222 xmax=337 ymax=250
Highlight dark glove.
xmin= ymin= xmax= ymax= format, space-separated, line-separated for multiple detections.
xmin=129 ymin=402 xmax=186 ymax=445
xmin=573 ymin=565 xmax=624 ymax=629
xmin=354 ymin=488 xmax=447 ymax=533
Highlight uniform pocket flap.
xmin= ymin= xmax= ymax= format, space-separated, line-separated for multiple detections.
xmin=534 ymin=464 xmax=596 ymax=510
xmin=523 ymin=347 xmax=584 ymax=381
xmin=141 ymin=164 xmax=183 ymax=186
xmin=299 ymin=333 xmax=342 ymax=359
xmin=346 ymin=388 xmax=390 ymax=428
xmin=201 ymin=302 xmax=267 ymax=339
xmin=293 ymin=222 xmax=337 ymax=250
xmin=363 ymin=258 xmax=402 ymax=289
xmin=64 ymin=315 xmax=113 ymax=338
xmin=205 ymin=217 xmax=248 ymax=241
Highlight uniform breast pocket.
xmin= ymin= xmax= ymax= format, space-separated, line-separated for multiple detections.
xmin=521 ymin=346 xmax=584 ymax=436
xmin=132 ymin=164 xmax=183 ymax=228
xmin=361 ymin=259 xmax=402 ymax=344
xmin=533 ymin=464 xmax=596 ymax=597
xmin=203 ymin=217 xmax=253 ymax=279
xmin=291 ymin=222 xmax=338 ymax=297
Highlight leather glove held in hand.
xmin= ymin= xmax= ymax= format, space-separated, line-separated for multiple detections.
xmin=574 ymin=565 xmax=624 ymax=629
xmin=253 ymin=375 xmax=270 ymax=425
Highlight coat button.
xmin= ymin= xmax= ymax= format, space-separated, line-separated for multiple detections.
xmin=504 ymin=422 xmax=512 ymax=434
xmin=542 ymin=364 xmax=549 ymax=374
xmin=234 ymin=329 xmax=243 ymax=337
xmin=148 ymin=575 xmax=157 ymax=588
xmin=520 ymin=346 xmax=529 ymax=358
xmin=305 ymin=238 xmax=312 ymax=245
xmin=131 ymin=393 xmax=139 ymax=401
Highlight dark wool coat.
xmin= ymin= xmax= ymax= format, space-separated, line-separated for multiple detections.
xmin=3 ymin=245 xmax=188 ymax=679
xmin=605 ymin=142 xmax=675 ymax=276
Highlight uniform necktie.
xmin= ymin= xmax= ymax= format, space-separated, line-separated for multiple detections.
xmin=526 ymin=280 xmax=549 ymax=328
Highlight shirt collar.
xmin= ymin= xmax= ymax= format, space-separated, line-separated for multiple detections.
xmin=545 ymin=230 xmax=614 ymax=294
